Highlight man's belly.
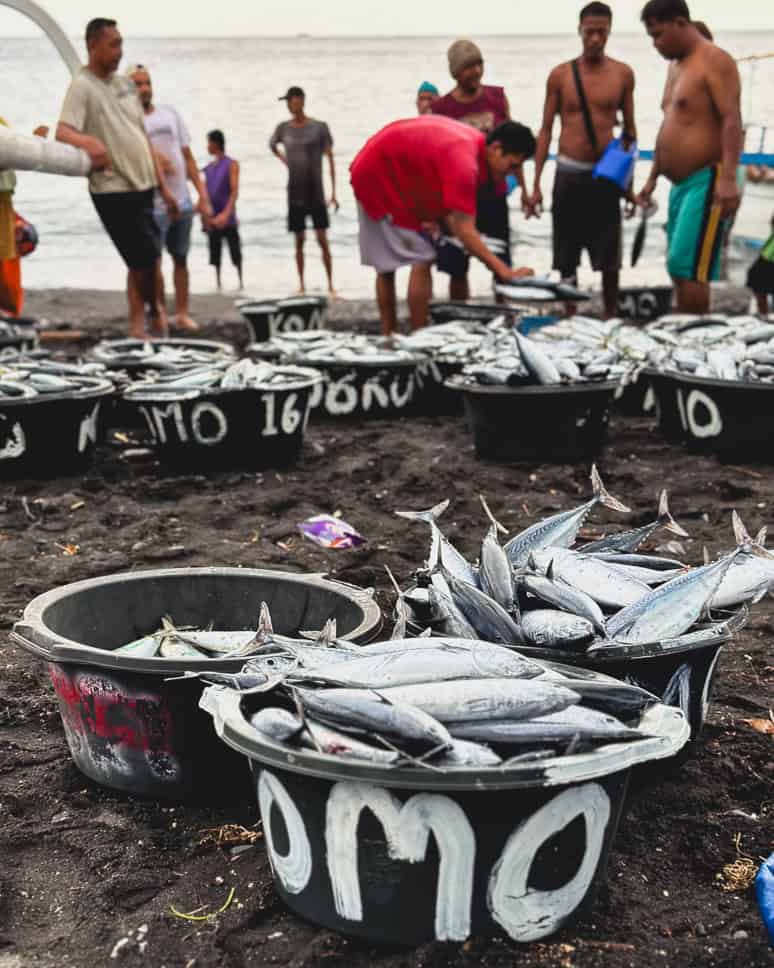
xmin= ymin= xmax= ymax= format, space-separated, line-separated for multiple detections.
xmin=657 ymin=119 xmax=722 ymax=183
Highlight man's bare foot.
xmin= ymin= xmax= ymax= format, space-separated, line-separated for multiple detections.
xmin=128 ymin=322 xmax=146 ymax=339
xmin=149 ymin=312 xmax=169 ymax=338
xmin=327 ymin=289 xmax=340 ymax=302
xmin=295 ymin=286 xmax=306 ymax=295
xmin=173 ymin=315 xmax=199 ymax=332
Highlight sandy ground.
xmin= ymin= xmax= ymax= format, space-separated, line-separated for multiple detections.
xmin=0 ymin=287 xmax=771 ymax=968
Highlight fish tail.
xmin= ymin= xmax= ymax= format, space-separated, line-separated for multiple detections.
xmin=394 ymin=498 xmax=450 ymax=524
xmin=658 ymin=490 xmax=689 ymax=537
xmin=480 ymin=495 xmax=508 ymax=535
xmin=755 ymin=526 xmax=768 ymax=547
xmin=591 ymin=464 xmax=631 ymax=513
xmin=384 ymin=564 xmax=403 ymax=598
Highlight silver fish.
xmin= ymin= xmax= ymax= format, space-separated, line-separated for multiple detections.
xmin=287 ymin=644 xmax=541 ymax=689
xmin=606 ymin=551 xmax=741 ymax=643
xmin=521 ymin=609 xmax=595 ymax=650
xmin=294 ymin=687 xmax=452 ymax=749
xmin=395 ymin=499 xmax=478 ymax=586
xmin=438 ymin=556 xmax=526 ymax=646
xmin=531 ymin=547 xmax=651 ymax=610
xmin=518 ymin=570 xmax=607 ymax=637
xmin=436 ymin=738 xmax=503 ymax=766
xmin=249 ymin=707 xmax=303 ymax=741
xmin=114 ymin=635 xmax=161 ymax=657
xmin=427 ymin=575 xmax=479 ymax=639
xmin=299 ymin=719 xmax=400 ymax=764
xmin=449 ymin=705 xmax=643 ymax=744
xmin=375 ymin=678 xmax=580 ymax=723
xmin=504 ymin=465 xmax=630 ymax=569
xmin=512 ymin=329 xmax=561 ymax=384
xmin=581 ymin=490 xmax=688 ymax=553
xmin=478 ymin=495 xmax=517 ymax=615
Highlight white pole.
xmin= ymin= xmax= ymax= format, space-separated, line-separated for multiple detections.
xmin=0 ymin=0 xmax=80 ymax=77
xmin=0 ymin=127 xmax=90 ymax=177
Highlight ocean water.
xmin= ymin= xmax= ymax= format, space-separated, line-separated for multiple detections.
xmin=3 ymin=32 xmax=773 ymax=299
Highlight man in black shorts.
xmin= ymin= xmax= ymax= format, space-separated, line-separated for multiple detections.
xmin=56 ymin=17 xmax=178 ymax=336
xmin=527 ymin=3 xmax=636 ymax=317
xmin=270 ymin=87 xmax=338 ymax=296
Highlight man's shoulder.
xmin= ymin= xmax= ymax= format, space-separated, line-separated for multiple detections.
xmin=549 ymin=62 xmax=571 ymax=83
xmin=702 ymin=43 xmax=737 ymax=73
xmin=605 ymin=56 xmax=635 ymax=77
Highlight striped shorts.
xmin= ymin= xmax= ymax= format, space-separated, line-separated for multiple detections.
xmin=666 ymin=165 xmax=726 ymax=283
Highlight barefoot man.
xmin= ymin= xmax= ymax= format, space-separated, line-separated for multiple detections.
xmin=350 ymin=116 xmax=536 ymax=336
xmin=636 ymin=0 xmax=742 ymax=314
xmin=528 ymin=2 xmax=636 ymax=318
xmin=270 ymin=87 xmax=338 ymax=296
xmin=56 ymin=18 xmax=178 ymax=337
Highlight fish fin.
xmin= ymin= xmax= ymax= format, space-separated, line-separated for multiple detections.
xmin=658 ymin=490 xmax=689 ymax=538
xmin=750 ymin=583 xmax=770 ymax=605
xmin=384 ymin=564 xmax=403 ymax=598
xmin=394 ymin=498 xmax=450 ymax=524
xmin=527 ymin=552 xmax=539 ymax=573
xmin=418 ymin=627 xmax=433 ymax=637
xmin=480 ymin=495 xmax=508 ymax=535
xmin=545 ymin=558 xmax=555 ymax=581
xmin=732 ymin=509 xmax=752 ymax=547
xmin=755 ymin=526 xmax=768 ymax=547
xmin=591 ymin=464 xmax=631 ymax=513
xmin=315 ymin=618 xmax=337 ymax=647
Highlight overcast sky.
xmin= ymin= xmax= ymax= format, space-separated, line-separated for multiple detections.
xmin=2 ymin=0 xmax=773 ymax=36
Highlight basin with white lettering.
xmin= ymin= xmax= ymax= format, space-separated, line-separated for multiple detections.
xmin=202 ymin=682 xmax=688 ymax=945
xmin=651 ymin=369 xmax=774 ymax=460
xmin=11 ymin=567 xmax=382 ymax=801
xmin=239 ymin=296 xmax=327 ymax=343
xmin=298 ymin=358 xmax=420 ymax=419
xmin=0 ymin=377 xmax=113 ymax=477
xmin=122 ymin=367 xmax=322 ymax=468
xmin=446 ymin=378 xmax=619 ymax=462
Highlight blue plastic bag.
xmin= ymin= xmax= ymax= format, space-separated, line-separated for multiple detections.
xmin=593 ymin=137 xmax=638 ymax=192
xmin=756 ymin=851 xmax=774 ymax=946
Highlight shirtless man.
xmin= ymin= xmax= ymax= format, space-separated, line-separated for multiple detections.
xmin=636 ymin=0 xmax=742 ymax=313
xmin=528 ymin=2 xmax=636 ymax=318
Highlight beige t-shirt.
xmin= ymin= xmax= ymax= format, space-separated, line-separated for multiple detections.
xmin=59 ymin=67 xmax=156 ymax=194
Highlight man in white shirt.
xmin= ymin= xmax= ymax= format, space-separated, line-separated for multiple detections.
xmin=56 ymin=18 xmax=177 ymax=337
xmin=128 ymin=65 xmax=211 ymax=332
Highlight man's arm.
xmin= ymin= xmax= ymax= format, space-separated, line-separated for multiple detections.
xmin=182 ymin=145 xmax=212 ymax=216
xmin=706 ymin=48 xmax=743 ymax=218
xmin=55 ymin=121 xmax=109 ymax=170
xmin=324 ymin=146 xmax=338 ymax=211
xmin=448 ymin=211 xmax=533 ymax=281
xmin=621 ymin=65 xmax=637 ymax=145
xmin=635 ymin=72 xmax=670 ymax=207
xmin=211 ymin=160 xmax=239 ymax=229
xmin=528 ymin=67 xmax=561 ymax=216
xmin=501 ymin=93 xmax=528 ymax=206
xmin=269 ymin=125 xmax=288 ymax=166
xmin=146 ymin=133 xmax=179 ymax=220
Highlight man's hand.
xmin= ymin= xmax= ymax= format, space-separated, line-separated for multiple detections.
xmin=500 ymin=266 xmax=535 ymax=283
xmin=163 ymin=191 xmax=180 ymax=222
xmin=83 ymin=136 xmax=110 ymax=171
xmin=197 ymin=196 xmax=213 ymax=219
xmin=328 ymin=194 xmax=340 ymax=213
xmin=623 ymin=191 xmax=637 ymax=219
xmin=154 ymin=149 xmax=175 ymax=175
xmin=634 ymin=177 xmax=657 ymax=209
xmin=714 ymin=174 xmax=741 ymax=219
xmin=420 ymin=220 xmax=442 ymax=240
xmin=210 ymin=211 xmax=228 ymax=230
xmin=524 ymin=187 xmax=543 ymax=219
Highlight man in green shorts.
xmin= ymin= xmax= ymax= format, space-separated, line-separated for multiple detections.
xmin=636 ymin=0 xmax=742 ymax=314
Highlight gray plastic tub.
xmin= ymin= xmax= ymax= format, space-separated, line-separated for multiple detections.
xmin=11 ymin=567 xmax=381 ymax=801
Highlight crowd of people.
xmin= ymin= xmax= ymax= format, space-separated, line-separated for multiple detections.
xmin=5 ymin=0 xmax=767 ymax=336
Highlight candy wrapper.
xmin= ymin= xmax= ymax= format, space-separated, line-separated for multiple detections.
xmin=298 ymin=514 xmax=366 ymax=549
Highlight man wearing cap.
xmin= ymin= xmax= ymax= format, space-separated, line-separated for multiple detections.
xmin=431 ymin=39 xmax=521 ymax=301
xmin=55 ymin=18 xmax=178 ymax=337
xmin=270 ymin=87 xmax=337 ymax=296
xmin=350 ymin=116 xmax=536 ymax=336
xmin=128 ymin=65 xmax=211 ymax=332
xmin=416 ymin=82 xmax=439 ymax=115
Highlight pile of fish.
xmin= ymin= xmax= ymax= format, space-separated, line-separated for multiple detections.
xmin=391 ymin=466 xmax=768 ymax=657
xmin=642 ymin=314 xmax=774 ymax=384
xmin=187 ymin=605 xmax=662 ymax=769
xmin=90 ymin=338 xmax=235 ymax=372
xmin=251 ymin=331 xmax=424 ymax=366
xmin=0 ymin=359 xmax=111 ymax=399
xmin=122 ymin=359 xmax=321 ymax=400
xmin=456 ymin=322 xmax=631 ymax=387
xmin=0 ymin=318 xmax=35 ymax=344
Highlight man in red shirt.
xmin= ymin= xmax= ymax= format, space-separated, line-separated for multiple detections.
xmin=350 ymin=116 xmax=536 ymax=335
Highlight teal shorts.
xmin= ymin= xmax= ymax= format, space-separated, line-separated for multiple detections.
xmin=667 ymin=165 xmax=726 ymax=283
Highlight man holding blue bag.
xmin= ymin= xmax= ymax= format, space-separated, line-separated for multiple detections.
xmin=528 ymin=2 xmax=637 ymax=319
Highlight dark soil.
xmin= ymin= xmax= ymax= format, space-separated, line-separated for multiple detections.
xmin=0 ymin=293 xmax=771 ymax=967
